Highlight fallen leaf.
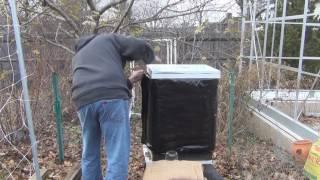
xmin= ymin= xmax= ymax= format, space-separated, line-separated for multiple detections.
xmin=243 ymin=171 xmax=252 ymax=180
xmin=64 ymin=161 xmax=72 ymax=167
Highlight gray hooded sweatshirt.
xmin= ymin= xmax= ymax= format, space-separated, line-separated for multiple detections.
xmin=72 ymin=34 xmax=155 ymax=110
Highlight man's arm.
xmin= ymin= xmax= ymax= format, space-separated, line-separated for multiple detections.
xmin=114 ymin=34 xmax=155 ymax=64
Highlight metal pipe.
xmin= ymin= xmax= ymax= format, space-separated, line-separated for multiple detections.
xmin=267 ymin=13 xmax=316 ymax=21
xmin=169 ymin=39 xmax=172 ymax=64
xmin=269 ymin=0 xmax=279 ymax=89
xmin=250 ymin=0 xmax=262 ymax=90
xmin=249 ymin=1 xmax=256 ymax=71
xmin=169 ymin=39 xmax=173 ymax=64
xmin=243 ymin=56 xmax=320 ymax=60
xmin=239 ymin=0 xmax=248 ymax=72
xmin=152 ymin=39 xmax=174 ymax=64
xmin=8 ymin=0 xmax=41 ymax=179
xmin=245 ymin=21 xmax=320 ymax=27
xmin=276 ymin=0 xmax=288 ymax=97
xmin=166 ymin=41 xmax=170 ymax=64
xmin=266 ymin=62 xmax=320 ymax=78
xmin=174 ymin=38 xmax=177 ymax=64
xmin=294 ymin=0 xmax=309 ymax=120
xmin=261 ymin=0 xmax=271 ymax=99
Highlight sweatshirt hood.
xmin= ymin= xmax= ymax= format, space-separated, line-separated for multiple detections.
xmin=74 ymin=35 xmax=96 ymax=53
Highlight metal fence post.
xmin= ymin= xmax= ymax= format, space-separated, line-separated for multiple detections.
xmin=294 ymin=0 xmax=309 ymax=119
xmin=227 ymin=71 xmax=235 ymax=157
xmin=52 ymin=72 xmax=64 ymax=162
xmin=8 ymin=0 xmax=41 ymax=179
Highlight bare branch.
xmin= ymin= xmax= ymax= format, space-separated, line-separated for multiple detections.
xmin=86 ymin=0 xmax=96 ymax=11
xmin=92 ymin=0 xmax=128 ymax=33
xmin=121 ymin=0 xmax=213 ymax=29
xmin=55 ymin=23 xmax=62 ymax=42
xmin=44 ymin=39 xmax=75 ymax=55
xmin=123 ymin=9 xmax=206 ymax=28
xmin=113 ymin=0 xmax=135 ymax=33
xmin=46 ymin=12 xmax=67 ymax=21
xmin=150 ymin=0 xmax=184 ymax=19
xmin=60 ymin=27 xmax=77 ymax=39
xmin=166 ymin=0 xmax=213 ymax=13
xmin=21 ymin=8 xmax=49 ymax=27
xmin=96 ymin=18 xmax=118 ymax=31
xmin=44 ymin=0 xmax=79 ymax=35
xmin=99 ymin=0 xmax=127 ymax=15
xmin=256 ymin=8 xmax=267 ymax=18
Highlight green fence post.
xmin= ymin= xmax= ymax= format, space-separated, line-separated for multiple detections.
xmin=52 ymin=72 xmax=64 ymax=162
xmin=227 ymin=71 xmax=235 ymax=157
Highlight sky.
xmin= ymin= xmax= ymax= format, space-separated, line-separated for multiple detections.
xmin=174 ymin=0 xmax=241 ymax=22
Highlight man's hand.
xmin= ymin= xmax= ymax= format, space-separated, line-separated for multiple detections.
xmin=129 ymin=69 xmax=144 ymax=84
xmin=155 ymin=56 xmax=162 ymax=63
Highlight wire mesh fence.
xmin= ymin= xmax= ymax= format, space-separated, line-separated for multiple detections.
xmin=0 ymin=0 xmax=38 ymax=179
xmin=1 ymin=1 xmax=76 ymax=179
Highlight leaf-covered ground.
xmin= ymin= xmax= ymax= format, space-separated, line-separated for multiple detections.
xmin=214 ymin=133 xmax=306 ymax=180
xmin=0 ymin=117 xmax=306 ymax=179
xmin=128 ymin=118 xmax=306 ymax=180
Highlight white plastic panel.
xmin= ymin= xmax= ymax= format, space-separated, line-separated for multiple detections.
xmin=146 ymin=64 xmax=221 ymax=79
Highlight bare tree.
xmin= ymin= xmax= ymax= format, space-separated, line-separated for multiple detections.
xmin=10 ymin=0 xmax=220 ymax=54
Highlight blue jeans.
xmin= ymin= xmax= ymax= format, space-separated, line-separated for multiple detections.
xmin=77 ymin=99 xmax=130 ymax=180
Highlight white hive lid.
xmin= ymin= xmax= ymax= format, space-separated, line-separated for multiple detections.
xmin=146 ymin=64 xmax=221 ymax=79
